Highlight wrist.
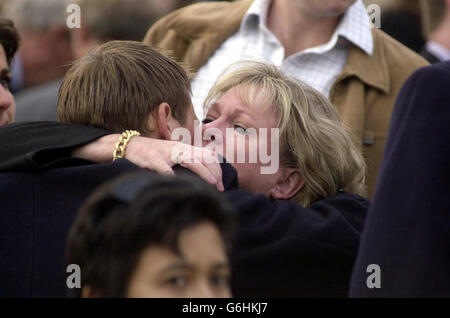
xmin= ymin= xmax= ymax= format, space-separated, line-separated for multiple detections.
xmin=113 ymin=130 xmax=141 ymax=161
xmin=71 ymin=134 xmax=120 ymax=163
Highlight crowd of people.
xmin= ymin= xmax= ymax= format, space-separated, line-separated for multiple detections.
xmin=0 ymin=0 xmax=448 ymax=298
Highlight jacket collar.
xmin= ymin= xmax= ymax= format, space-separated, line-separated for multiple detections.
xmin=171 ymin=0 xmax=390 ymax=93
xmin=340 ymin=29 xmax=391 ymax=94
xmin=171 ymin=0 xmax=253 ymax=71
xmin=173 ymin=0 xmax=252 ymax=41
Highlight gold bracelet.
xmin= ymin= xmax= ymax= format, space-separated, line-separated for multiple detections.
xmin=113 ymin=130 xmax=140 ymax=161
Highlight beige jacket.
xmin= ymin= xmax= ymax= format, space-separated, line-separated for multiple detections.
xmin=144 ymin=0 xmax=429 ymax=197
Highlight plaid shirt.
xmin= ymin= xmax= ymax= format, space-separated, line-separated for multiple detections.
xmin=191 ymin=0 xmax=373 ymax=119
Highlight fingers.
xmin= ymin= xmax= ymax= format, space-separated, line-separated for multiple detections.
xmin=179 ymin=146 xmax=224 ymax=191
xmin=179 ymin=160 xmax=216 ymax=183
xmin=205 ymin=162 xmax=224 ymax=191
xmin=201 ymin=151 xmax=224 ymax=191
xmin=149 ymin=159 xmax=175 ymax=176
xmin=203 ymin=162 xmax=224 ymax=191
xmin=125 ymin=138 xmax=224 ymax=191
xmin=179 ymin=160 xmax=224 ymax=192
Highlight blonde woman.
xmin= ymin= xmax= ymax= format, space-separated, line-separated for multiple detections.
xmin=60 ymin=59 xmax=366 ymax=207
xmin=0 ymin=51 xmax=368 ymax=296
xmin=64 ymin=59 xmax=366 ymax=207
xmin=200 ymin=61 xmax=365 ymax=207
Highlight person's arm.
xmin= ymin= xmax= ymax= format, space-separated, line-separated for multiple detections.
xmin=0 ymin=121 xmax=224 ymax=191
xmin=73 ymin=134 xmax=224 ymax=191
xmin=0 ymin=122 xmax=113 ymax=171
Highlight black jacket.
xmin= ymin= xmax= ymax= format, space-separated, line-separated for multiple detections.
xmin=350 ymin=61 xmax=450 ymax=297
xmin=0 ymin=122 xmax=369 ymax=297
xmin=0 ymin=159 xmax=143 ymax=297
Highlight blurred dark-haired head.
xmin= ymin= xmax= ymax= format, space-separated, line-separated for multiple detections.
xmin=0 ymin=18 xmax=20 ymax=66
xmin=0 ymin=18 xmax=18 ymax=126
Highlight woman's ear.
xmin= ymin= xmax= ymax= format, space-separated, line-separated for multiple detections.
xmin=269 ymin=168 xmax=305 ymax=200
xmin=151 ymin=102 xmax=182 ymax=140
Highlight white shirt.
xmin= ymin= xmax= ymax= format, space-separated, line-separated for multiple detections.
xmin=426 ymin=41 xmax=450 ymax=62
xmin=190 ymin=0 xmax=373 ymax=119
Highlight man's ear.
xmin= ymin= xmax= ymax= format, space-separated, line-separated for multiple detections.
xmin=269 ymin=168 xmax=305 ymax=200
xmin=153 ymin=102 xmax=180 ymax=140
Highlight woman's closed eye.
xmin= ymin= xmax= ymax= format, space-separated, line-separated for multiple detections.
xmin=202 ymin=118 xmax=214 ymax=125
xmin=234 ymin=125 xmax=246 ymax=134
xmin=202 ymin=117 xmax=252 ymax=135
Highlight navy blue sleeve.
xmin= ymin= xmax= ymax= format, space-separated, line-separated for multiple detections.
xmin=350 ymin=61 xmax=450 ymax=297
xmin=0 ymin=122 xmax=114 ymax=171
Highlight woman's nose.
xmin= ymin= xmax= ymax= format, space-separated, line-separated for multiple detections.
xmin=203 ymin=126 xmax=216 ymax=141
xmin=202 ymin=123 xmax=224 ymax=147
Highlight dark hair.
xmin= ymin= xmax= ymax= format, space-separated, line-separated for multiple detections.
xmin=67 ymin=172 xmax=236 ymax=297
xmin=57 ymin=40 xmax=192 ymax=135
xmin=0 ymin=18 xmax=20 ymax=66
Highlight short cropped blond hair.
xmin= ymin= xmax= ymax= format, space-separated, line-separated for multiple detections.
xmin=205 ymin=61 xmax=366 ymax=207
xmin=58 ymin=41 xmax=192 ymax=135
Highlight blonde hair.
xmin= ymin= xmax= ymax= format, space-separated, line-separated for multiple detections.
xmin=205 ymin=61 xmax=366 ymax=207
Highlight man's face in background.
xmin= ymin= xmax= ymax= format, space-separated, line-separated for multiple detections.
xmin=294 ymin=0 xmax=357 ymax=17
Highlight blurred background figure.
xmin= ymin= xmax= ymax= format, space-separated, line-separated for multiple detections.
xmin=350 ymin=61 xmax=450 ymax=297
xmin=419 ymin=0 xmax=450 ymax=63
xmin=363 ymin=0 xmax=425 ymax=52
xmin=1 ymin=0 xmax=73 ymax=121
xmin=68 ymin=172 xmax=236 ymax=298
xmin=70 ymin=0 xmax=190 ymax=60
xmin=0 ymin=18 xmax=19 ymax=126
xmin=1 ymin=0 xmax=195 ymax=122
xmin=2 ymin=0 xmax=72 ymax=93
xmin=0 ymin=0 xmax=8 ymax=11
